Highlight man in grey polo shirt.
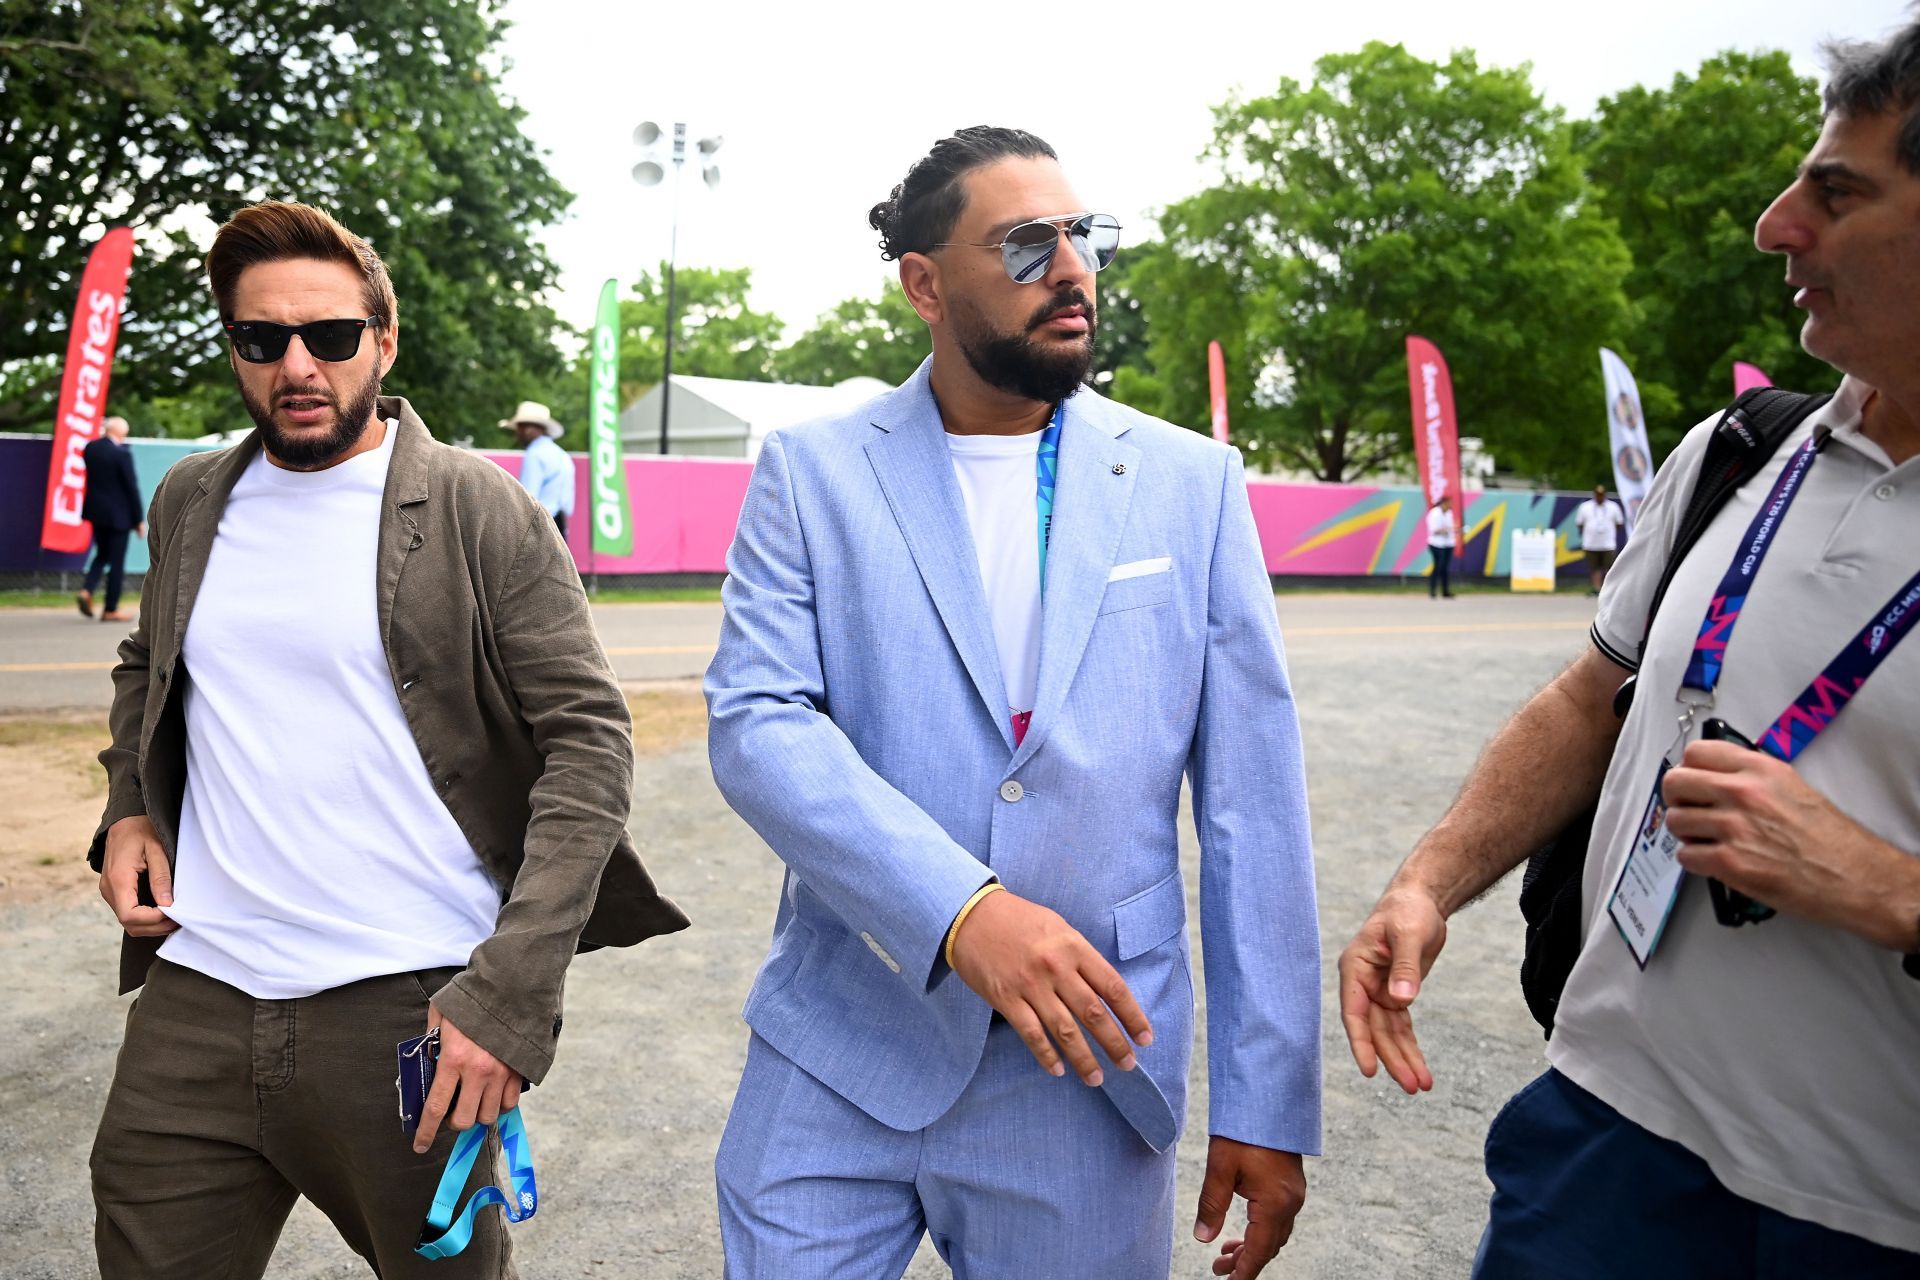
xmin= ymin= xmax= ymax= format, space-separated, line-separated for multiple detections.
xmin=1337 ymin=20 xmax=1920 ymax=1276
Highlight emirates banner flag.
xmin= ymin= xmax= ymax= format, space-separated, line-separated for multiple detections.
xmin=1405 ymin=335 xmax=1463 ymax=545
xmin=1207 ymin=340 xmax=1230 ymax=444
xmin=41 ymin=227 xmax=135 ymax=553
xmin=588 ymin=278 xmax=634 ymax=557
xmin=1599 ymin=348 xmax=1654 ymax=532
xmin=1732 ymin=361 xmax=1773 ymax=396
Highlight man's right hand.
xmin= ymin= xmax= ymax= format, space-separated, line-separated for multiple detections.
xmin=1338 ymin=886 xmax=1447 ymax=1095
xmin=100 ymin=815 xmax=177 ymax=937
xmin=949 ymin=889 xmax=1152 ymax=1086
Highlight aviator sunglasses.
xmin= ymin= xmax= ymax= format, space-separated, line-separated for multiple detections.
xmin=224 ymin=316 xmax=381 ymax=364
xmin=934 ymin=212 xmax=1122 ymax=284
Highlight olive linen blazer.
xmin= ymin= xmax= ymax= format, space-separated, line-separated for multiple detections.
xmin=88 ymin=397 xmax=688 ymax=1081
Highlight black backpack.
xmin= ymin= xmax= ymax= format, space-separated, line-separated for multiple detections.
xmin=1516 ymin=387 xmax=1831 ymax=1037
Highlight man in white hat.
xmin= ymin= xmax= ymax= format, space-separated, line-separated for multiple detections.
xmin=503 ymin=400 xmax=574 ymax=539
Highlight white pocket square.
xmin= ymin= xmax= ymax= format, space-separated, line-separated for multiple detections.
xmin=1108 ymin=557 xmax=1172 ymax=583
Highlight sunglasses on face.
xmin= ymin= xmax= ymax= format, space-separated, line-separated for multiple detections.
xmin=934 ymin=212 xmax=1122 ymax=284
xmin=224 ymin=317 xmax=380 ymax=364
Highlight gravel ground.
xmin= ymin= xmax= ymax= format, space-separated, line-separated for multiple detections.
xmin=0 ymin=593 xmax=1593 ymax=1278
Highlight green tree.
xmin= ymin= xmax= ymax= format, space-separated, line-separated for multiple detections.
xmin=1 ymin=0 xmax=569 ymax=439
xmin=1120 ymin=43 xmax=1633 ymax=484
xmin=773 ymin=282 xmax=928 ymax=387
xmin=1579 ymin=51 xmax=1830 ymax=453
xmin=1089 ymin=243 xmax=1150 ymax=399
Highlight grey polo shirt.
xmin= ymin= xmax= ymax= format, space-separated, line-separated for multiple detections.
xmin=1549 ymin=376 xmax=1920 ymax=1253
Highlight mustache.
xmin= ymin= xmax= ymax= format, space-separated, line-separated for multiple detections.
xmin=1028 ymin=288 xmax=1094 ymax=331
xmin=275 ymin=385 xmax=338 ymax=407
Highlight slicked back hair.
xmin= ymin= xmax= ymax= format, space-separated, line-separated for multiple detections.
xmin=868 ymin=127 xmax=1057 ymax=261
xmin=206 ymin=201 xmax=397 ymax=327
xmin=1822 ymin=13 xmax=1920 ymax=174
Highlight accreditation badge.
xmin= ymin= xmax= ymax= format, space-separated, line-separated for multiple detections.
xmin=1605 ymin=760 xmax=1687 ymax=968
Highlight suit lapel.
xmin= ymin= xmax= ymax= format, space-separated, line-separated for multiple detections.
xmin=1009 ymin=394 xmax=1139 ymax=772
xmin=377 ymin=398 xmax=432 ymax=651
xmin=865 ymin=365 xmax=1015 ymax=752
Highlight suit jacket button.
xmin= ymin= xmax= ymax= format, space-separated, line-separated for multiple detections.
xmin=999 ymin=780 xmax=1024 ymax=803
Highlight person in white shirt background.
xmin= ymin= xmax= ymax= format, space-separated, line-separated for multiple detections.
xmin=1573 ymin=484 xmax=1626 ymax=594
xmin=504 ymin=399 xmax=575 ymax=540
xmin=1424 ymin=494 xmax=1457 ymax=599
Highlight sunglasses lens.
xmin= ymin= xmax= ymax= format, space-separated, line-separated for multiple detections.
xmin=1073 ymin=215 xmax=1121 ymax=272
xmin=1002 ymin=221 xmax=1059 ymax=284
xmin=303 ymin=319 xmax=367 ymax=362
xmin=229 ymin=323 xmax=288 ymax=364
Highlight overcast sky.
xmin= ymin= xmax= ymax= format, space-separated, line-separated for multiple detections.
xmin=497 ymin=0 xmax=1910 ymax=341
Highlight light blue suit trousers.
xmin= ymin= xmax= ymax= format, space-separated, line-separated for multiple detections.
xmin=705 ymin=360 xmax=1320 ymax=1274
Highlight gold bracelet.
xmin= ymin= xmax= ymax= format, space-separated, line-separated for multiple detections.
xmin=944 ymin=882 xmax=1005 ymax=970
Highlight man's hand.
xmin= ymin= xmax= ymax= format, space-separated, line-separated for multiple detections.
xmin=948 ymin=889 xmax=1152 ymax=1086
xmin=136 ymin=521 xmax=147 ymax=539
xmin=99 ymin=815 xmax=177 ymax=937
xmin=1338 ymin=886 xmax=1447 ymax=1094
xmin=1664 ymin=741 xmax=1920 ymax=950
xmin=412 ymin=1007 xmax=524 ymax=1154
xmin=1194 ymin=1139 xmax=1307 ymax=1279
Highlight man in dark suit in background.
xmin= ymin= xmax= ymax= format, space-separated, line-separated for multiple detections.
xmin=77 ymin=415 xmax=145 ymax=622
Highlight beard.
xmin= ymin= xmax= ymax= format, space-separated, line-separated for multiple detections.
xmin=236 ymin=364 xmax=382 ymax=469
xmin=952 ymin=286 xmax=1097 ymax=405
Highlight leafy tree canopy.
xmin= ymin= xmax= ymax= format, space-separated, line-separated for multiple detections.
xmin=772 ymin=282 xmax=928 ymax=388
xmin=1578 ymin=50 xmax=1829 ymax=453
xmin=1114 ymin=42 xmax=1634 ymax=485
xmin=2 ymin=0 xmax=569 ymax=439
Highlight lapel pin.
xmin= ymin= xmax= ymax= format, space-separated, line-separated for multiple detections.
xmin=1112 ymin=463 xmax=1127 ymax=475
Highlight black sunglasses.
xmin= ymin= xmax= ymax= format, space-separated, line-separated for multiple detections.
xmin=934 ymin=213 xmax=1122 ymax=284
xmin=224 ymin=317 xmax=380 ymax=364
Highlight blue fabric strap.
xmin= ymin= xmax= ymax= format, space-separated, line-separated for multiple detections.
xmin=1035 ymin=402 xmax=1064 ymax=598
xmin=414 ymin=1107 xmax=538 ymax=1260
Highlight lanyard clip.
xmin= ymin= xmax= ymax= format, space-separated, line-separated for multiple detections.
xmin=1671 ymin=691 xmax=1713 ymax=758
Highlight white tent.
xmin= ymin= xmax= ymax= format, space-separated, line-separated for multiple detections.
xmin=620 ymin=375 xmax=891 ymax=460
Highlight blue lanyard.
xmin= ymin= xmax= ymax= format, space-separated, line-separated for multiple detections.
xmin=413 ymin=1107 xmax=538 ymax=1259
xmin=1682 ymin=434 xmax=1821 ymax=693
xmin=1679 ymin=428 xmax=1920 ymax=762
xmin=1035 ymin=403 xmax=1063 ymax=597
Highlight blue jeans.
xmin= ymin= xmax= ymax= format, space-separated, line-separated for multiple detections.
xmin=1473 ymin=1069 xmax=1918 ymax=1279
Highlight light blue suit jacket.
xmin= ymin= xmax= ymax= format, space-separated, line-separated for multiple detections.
xmin=705 ymin=361 xmax=1320 ymax=1156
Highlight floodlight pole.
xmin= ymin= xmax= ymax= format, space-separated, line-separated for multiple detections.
xmin=658 ymin=123 xmax=686 ymax=456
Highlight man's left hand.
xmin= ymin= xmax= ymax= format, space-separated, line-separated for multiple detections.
xmin=1663 ymin=740 xmax=1920 ymax=951
xmin=1194 ymin=1138 xmax=1306 ymax=1279
xmin=412 ymin=1006 xmax=524 ymax=1155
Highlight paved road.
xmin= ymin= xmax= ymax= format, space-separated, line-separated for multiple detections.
xmin=3 ymin=590 xmax=1599 ymax=1278
xmin=0 ymin=592 xmax=1591 ymax=714
xmin=0 ymin=602 xmax=727 ymax=713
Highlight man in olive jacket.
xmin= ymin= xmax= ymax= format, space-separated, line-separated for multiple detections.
xmin=87 ymin=201 xmax=687 ymax=1279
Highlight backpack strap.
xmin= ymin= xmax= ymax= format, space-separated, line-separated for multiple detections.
xmin=1635 ymin=388 xmax=1831 ymax=652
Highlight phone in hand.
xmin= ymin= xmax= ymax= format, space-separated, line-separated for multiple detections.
xmin=1699 ymin=718 xmax=1776 ymax=927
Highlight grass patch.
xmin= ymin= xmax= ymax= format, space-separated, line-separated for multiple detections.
xmin=583 ymin=586 xmax=723 ymax=604
xmin=0 ymin=590 xmax=141 ymax=610
xmin=628 ymin=688 xmax=708 ymax=756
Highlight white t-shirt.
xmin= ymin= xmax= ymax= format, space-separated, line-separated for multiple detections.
xmin=158 ymin=423 xmax=503 ymax=998
xmin=1425 ymin=505 xmax=1456 ymax=548
xmin=1575 ymin=498 xmax=1625 ymax=551
xmin=946 ymin=431 xmax=1044 ymax=728
xmin=1556 ymin=377 xmax=1920 ymax=1252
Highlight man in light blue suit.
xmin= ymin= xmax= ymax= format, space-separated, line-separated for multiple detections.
xmin=705 ymin=127 xmax=1320 ymax=1279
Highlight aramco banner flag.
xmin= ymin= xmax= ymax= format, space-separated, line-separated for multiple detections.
xmin=41 ymin=227 xmax=135 ymax=553
xmin=1599 ymin=348 xmax=1654 ymax=532
xmin=1733 ymin=361 xmax=1773 ymax=396
xmin=588 ymin=278 xmax=633 ymax=558
xmin=1405 ymin=335 xmax=1463 ymax=544
xmin=1207 ymin=340 xmax=1230 ymax=444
